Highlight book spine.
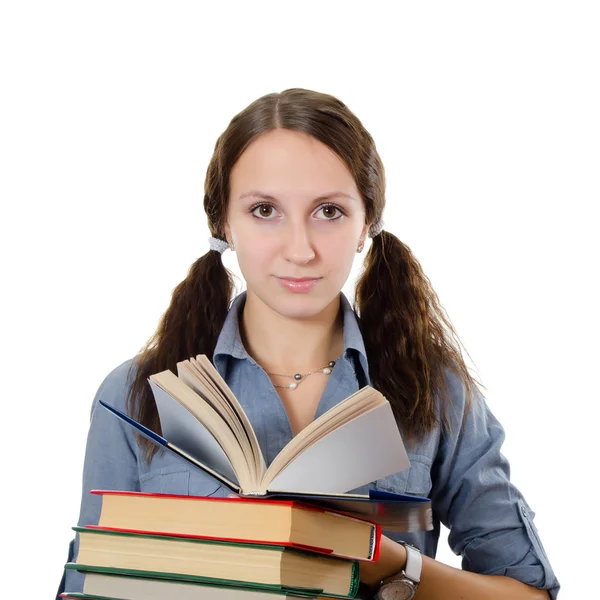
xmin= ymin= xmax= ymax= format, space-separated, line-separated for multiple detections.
xmin=371 ymin=523 xmax=382 ymax=562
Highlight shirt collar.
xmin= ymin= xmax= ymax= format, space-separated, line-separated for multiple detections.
xmin=213 ymin=291 xmax=369 ymax=379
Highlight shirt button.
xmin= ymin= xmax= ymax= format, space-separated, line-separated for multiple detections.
xmin=521 ymin=505 xmax=528 ymax=516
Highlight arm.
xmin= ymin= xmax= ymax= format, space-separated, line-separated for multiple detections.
xmin=362 ymin=370 xmax=559 ymax=599
xmin=360 ymin=535 xmax=551 ymax=599
xmin=57 ymin=359 xmax=141 ymax=597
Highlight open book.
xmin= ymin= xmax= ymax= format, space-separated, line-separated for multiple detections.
xmin=101 ymin=354 xmax=432 ymax=531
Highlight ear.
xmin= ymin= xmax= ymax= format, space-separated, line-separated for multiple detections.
xmin=360 ymin=222 xmax=370 ymax=242
xmin=224 ymin=222 xmax=232 ymax=245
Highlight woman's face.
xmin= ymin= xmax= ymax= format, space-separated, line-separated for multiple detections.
xmin=226 ymin=128 xmax=369 ymax=320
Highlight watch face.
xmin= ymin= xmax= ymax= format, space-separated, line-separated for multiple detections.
xmin=380 ymin=581 xmax=415 ymax=600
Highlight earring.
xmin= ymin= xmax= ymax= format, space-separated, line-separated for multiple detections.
xmin=357 ymin=240 xmax=365 ymax=253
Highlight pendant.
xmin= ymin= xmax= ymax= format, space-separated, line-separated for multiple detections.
xmin=322 ymin=361 xmax=335 ymax=375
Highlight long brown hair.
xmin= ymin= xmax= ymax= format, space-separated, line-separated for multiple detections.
xmin=127 ymin=88 xmax=482 ymax=463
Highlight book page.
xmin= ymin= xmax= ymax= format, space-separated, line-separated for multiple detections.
xmin=265 ymin=402 xmax=410 ymax=494
xmin=262 ymin=387 xmax=380 ymax=487
xmin=149 ymin=379 xmax=239 ymax=485
xmin=150 ymin=370 xmax=257 ymax=490
xmin=177 ymin=362 xmax=249 ymax=455
xmin=193 ymin=355 xmax=266 ymax=477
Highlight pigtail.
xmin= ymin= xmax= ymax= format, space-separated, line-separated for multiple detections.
xmin=127 ymin=247 xmax=234 ymax=462
xmin=355 ymin=230 xmax=478 ymax=442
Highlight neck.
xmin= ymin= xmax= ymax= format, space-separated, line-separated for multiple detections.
xmin=239 ymin=290 xmax=345 ymax=374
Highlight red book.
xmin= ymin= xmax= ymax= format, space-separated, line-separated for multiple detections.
xmin=88 ymin=489 xmax=381 ymax=561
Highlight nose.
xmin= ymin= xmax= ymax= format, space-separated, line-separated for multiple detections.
xmin=283 ymin=221 xmax=316 ymax=265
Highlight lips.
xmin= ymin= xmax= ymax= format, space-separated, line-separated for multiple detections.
xmin=276 ymin=276 xmax=321 ymax=293
xmin=278 ymin=277 xmax=320 ymax=282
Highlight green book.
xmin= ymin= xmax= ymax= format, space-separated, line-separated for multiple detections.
xmin=67 ymin=526 xmax=360 ymax=599
xmin=60 ymin=571 xmax=342 ymax=599
xmin=61 ymin=596 xmax=315 ymax=600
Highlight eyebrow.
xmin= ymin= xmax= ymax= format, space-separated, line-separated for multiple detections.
xmin=238 ymin=190 xmax=358 ymax=203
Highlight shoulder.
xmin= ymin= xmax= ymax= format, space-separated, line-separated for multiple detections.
xmin=89 ymin=355 xmax=141 ymax=417
xmin=437 ymin=364 xmax=488 ymax=423
xmin=434 ymin=364 xmax=506 ymax=459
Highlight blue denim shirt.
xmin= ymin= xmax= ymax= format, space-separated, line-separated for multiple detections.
xmin=59 ymin=291 xmax=559 ymax=598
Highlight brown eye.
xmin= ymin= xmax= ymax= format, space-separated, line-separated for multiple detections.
xmin=315 ymin=204 xmax=343 ymax=220
xmin=251 ymin=204 xmax=276 ymax=219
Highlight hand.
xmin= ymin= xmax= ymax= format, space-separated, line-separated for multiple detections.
xmin=359 ymin=535 xmax=408 ymax=588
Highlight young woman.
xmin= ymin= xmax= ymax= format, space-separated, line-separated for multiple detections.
xmin=58 ymin=88 xmax=559 ymax=599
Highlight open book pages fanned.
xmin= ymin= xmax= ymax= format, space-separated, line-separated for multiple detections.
xmin=149 ymin=354 xmax=409 ymax=496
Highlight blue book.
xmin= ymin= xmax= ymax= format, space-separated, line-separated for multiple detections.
xmin=100 ymin=354 xmax=432 ymax=532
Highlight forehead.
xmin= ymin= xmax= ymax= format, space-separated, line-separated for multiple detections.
xmin=229 ymin=129 xmax=359 ymax=200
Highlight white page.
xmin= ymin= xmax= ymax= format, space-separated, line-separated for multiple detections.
xmin=85 ymin=572 xmax=291 ymax=600
xmin=149 ymin=379 xmax=238 ymax=484
xmin=268 ymin=402 xmax=409 ymax=494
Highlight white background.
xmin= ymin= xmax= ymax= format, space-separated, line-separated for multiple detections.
xmin=1 ymin=2 xmax=598 ymax=598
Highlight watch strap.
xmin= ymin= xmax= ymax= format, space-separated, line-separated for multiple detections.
xmin=403 ymin=543 xmax=422 ymax=584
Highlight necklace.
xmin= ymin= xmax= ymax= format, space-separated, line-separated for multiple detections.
xmin=267 ymin=360 xmax=336 ymax=390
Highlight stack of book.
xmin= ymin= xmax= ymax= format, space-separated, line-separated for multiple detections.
xmin=62 ymin=354 xmax=433 ymax=598
xmin=61 ymin=489 xmax=381 ymax=599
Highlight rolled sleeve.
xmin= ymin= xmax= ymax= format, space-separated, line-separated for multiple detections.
xmin=431 ymin=371 xmax=560 ymax=598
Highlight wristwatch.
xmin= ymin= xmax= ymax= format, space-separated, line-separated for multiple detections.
xmin=374 ymin=542 xmax=422 ymax=600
